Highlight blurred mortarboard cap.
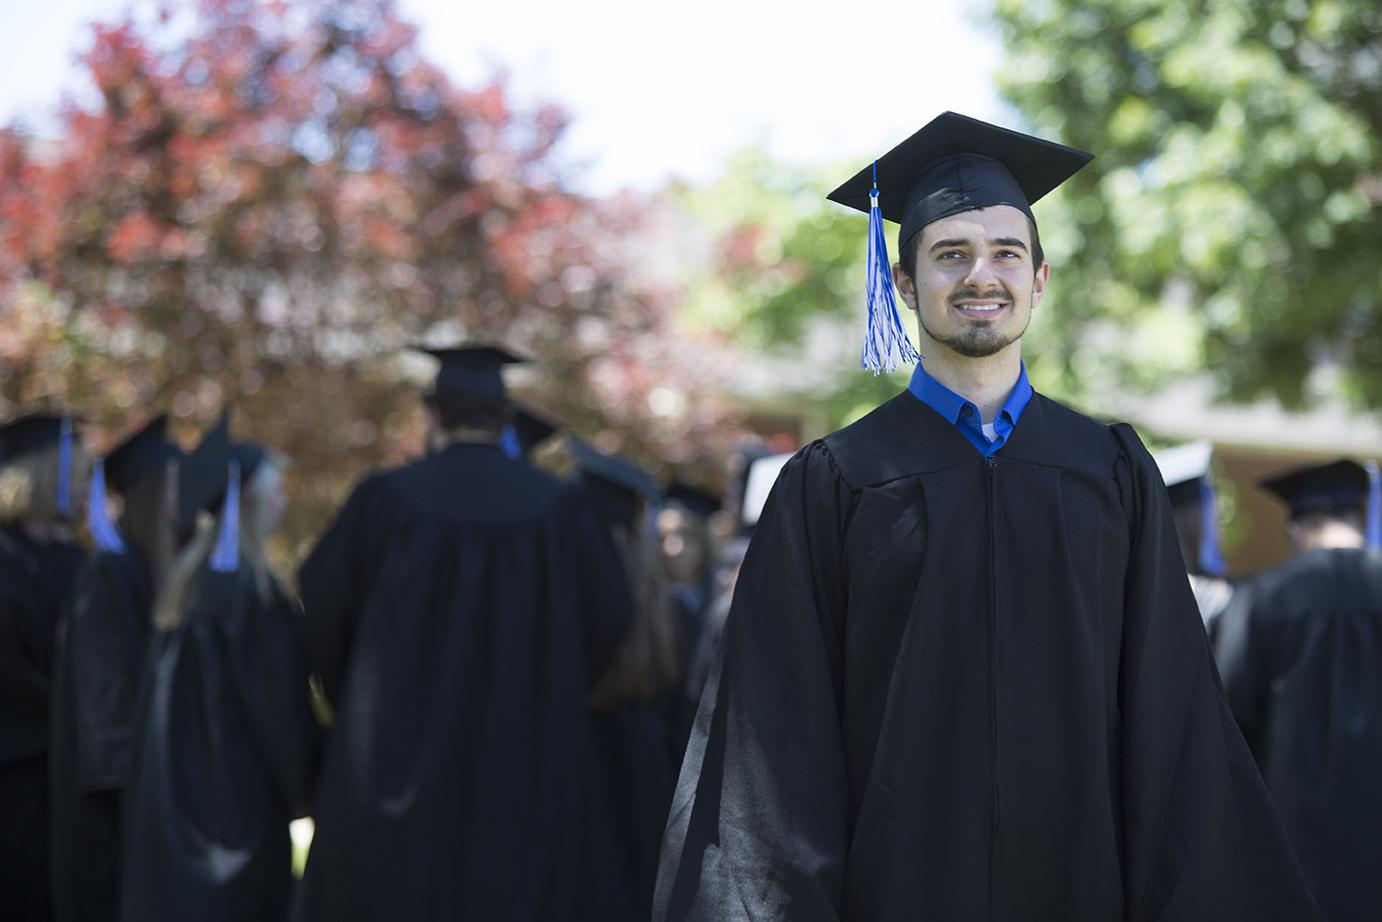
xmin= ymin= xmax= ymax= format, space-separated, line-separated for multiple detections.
xmin=411 ymin=344 xmax=528 ymax=400
xmin=570 ymin=438 xmax=660 ymax=529
xmin=828 ymin=111 xmax=1093 ymax=253
xmin=740 ymin=451 xmax=794 ymax=531
xmin=513 ymin=405 xmax=559 ymax=456
xmin=1155 ymin=440 xmax=1215 ymax=510
xmin=104 ymin=414 xmax=181 ymax=494
xmin=1261 ymin=459 xmax=1370 ymax=519
xmin=0 ymin=413 xmax=71 ymax=462
xmin=664 ymin=482 xmax=721 ymax=520
xmin=179 ymin=413 xmax=232 ymax=532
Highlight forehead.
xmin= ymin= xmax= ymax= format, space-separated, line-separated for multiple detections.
xmin=917 ymin=204 xmax=1031 ymax=246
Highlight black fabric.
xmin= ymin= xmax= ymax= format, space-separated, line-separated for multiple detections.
xmin=48 ymin=550 xmax=153 ymax=922
xmin=1216 ymin=548 xmax=1382 ymax=921
xmin=1259 ymin=459 xmax=1369 ymax=519
xmin=296 ymin=443 xmax=639 ymax=922
xmin=0 ymin=414 xmax=67 ymax=461
xmin=654 ymin=391 xmax=1321 ymax=922
xmin=120 ymin=567 xmax=318 ymax=922
xmin=0 ymin=528 xmax=84 ymax=922
xmin=104 ymin=415 xmax=179 ymax=495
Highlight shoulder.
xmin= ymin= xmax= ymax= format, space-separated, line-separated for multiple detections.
xmin=381 ymin=449 xmax=567 ymax=522
xmin=1003 ymin=394 xmax=1129 ymax=477
xmin=821 ymin=391 xmax=972 ymax=488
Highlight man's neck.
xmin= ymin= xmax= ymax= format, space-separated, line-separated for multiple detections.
xmin=920 ymin=345 xmax=1023 ymax=424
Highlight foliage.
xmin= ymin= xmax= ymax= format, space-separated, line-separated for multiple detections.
xmin=992 ymin=0 xmax=1381 ymax=408
xmin=0 ymin=0 xmax=735 ymax=561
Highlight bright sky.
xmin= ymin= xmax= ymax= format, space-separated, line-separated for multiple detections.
xmin=0 ymin=0 xmax=1007 ymax=194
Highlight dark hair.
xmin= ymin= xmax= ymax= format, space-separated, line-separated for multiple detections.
xmin=898 ymin=214 xmax=1045 ymax=284
xmin=425 ymin=393 xmax=514 ymax=433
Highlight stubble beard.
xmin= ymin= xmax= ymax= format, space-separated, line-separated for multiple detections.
xmin=919 ymin=308 xmax=1031 ymax=358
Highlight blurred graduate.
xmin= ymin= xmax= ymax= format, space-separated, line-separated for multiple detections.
xmin=0 ymin=413 xmax=88 ymax=921
xmin=654 ymin=113 xmax=1319 ymax=921
xmin=1215 ymin=460 xmax=1382 ymax=921
xmin=119 ymin=415 xmax=317 ymax=922
xmin=296 ymin=345 xmax=636 ymax=922
xmin=1154 ymin=440 xmax=1234 ymax=636
xmin=48 ymin=414 xmax=180 ymax=922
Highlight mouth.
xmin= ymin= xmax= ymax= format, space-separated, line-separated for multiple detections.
xmin=951 ymin=300 xmax=1009 ymax=317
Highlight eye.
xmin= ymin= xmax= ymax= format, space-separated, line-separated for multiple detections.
xmin=938 ymin=250 xmax=966 ymax=260
xmin=997 ymin=249 xmax=1022 ymax=259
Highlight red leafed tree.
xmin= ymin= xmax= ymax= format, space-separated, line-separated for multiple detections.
xmin=0 ymin=0 xmax=736 ymax=560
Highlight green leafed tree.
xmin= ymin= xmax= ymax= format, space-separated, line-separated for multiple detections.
xmin=991 ymin=0 xmax=1381 ymax=408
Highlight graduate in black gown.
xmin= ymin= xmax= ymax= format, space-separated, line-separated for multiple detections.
xmin=1154 ymin=441 xmax=1235 ymax=637
xmin=571 ymin=440 xmax=680 ymax=920
xmin=654 ymin=113 xmax=1320 ymax=922
xmin=1215 ymin=460 xmax=1382 ymax=921
xmin=120 ymin=415 xmax=317 ymax=922
xmin=297 ymin=345 xmax=636 ymax=922
xmin=658 ymin=483 xmax=721 ymax=757
xmin=49 ymin=414 xmax=180 ymax=922
xmin=0 ymin=413 xmax=88 ymax=922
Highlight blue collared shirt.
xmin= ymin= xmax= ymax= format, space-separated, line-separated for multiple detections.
xmin=907 ymin=362 xmax=1034 ymax=457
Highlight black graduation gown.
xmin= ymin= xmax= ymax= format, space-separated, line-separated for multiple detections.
xmin=0 ymin=528 xmax=85 ymax=922
xmin=48 ymin=550 xmax=153 ymax=922
xmin=120 ymin=567 xmax=317 ymax=922
xmin=296 ymin=444 xmax=637 ymax=922
xmin=1215 ymin=548 xmax=1382 ymax=921
xmin=654 ymin=391 xmax=1321 ymax=922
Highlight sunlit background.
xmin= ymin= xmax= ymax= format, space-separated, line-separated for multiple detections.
xmin=2 ymin=0 xmax=1378 ymax=574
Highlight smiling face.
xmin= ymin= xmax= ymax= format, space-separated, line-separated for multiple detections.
xmin=893 ymin=205 xmax=1048 ymax=360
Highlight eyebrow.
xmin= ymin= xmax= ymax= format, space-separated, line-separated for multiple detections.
xmin=928 ymin=236 xmax=1029 ymax=253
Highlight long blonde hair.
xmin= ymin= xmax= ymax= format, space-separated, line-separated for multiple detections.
xmin=153 ymin=456 xmax=286 ymax=631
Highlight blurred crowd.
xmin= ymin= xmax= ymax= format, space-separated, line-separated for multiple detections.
xmin=2 ymin=346 xmax=1381 ymax=922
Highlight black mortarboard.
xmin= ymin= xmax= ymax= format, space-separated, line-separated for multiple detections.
xmin=411 ymin=344 xmax=528 ymax=400
xmin=828 ymin=111 xmax=1094 ymax=257
xmin=570 ymin=438 xmax=660 ymax=529
xmin=665 ymin=482 xmax=721 ymax=521
xmin=179 ymin=413 xmax=232 ymax=532
xmin=1260 ymin=459 xmax=1370 ymax=519
xmin=104 ymin=415 xmax=181 ymax=494
xmin=0 ymin=414 xmax=67 ymax=461
xmin=512 ymin=405 xmax=558 ymax=456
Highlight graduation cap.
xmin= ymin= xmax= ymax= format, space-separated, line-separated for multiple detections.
xmin=664 ymin=482 xmax=722 ymax=521
xmin=1260 ymin=459 xmax=1382 ymax=548
xmin=827 ymin=112 xmax=1094 ymax=374
xmin=412 ymin=344 xmax=528 ymax=400
xmin=88 ymin=414 xmax=183 ymax=554
xmin=179 ymin=414 xmax=272 ymax=573
xmin=570 ymin=438 xmax=661 ymax=530
xmin=0 ymin=413 xmax=77 ymax=517
xmin=1153 ymin=441 xmax=1225 ymax=576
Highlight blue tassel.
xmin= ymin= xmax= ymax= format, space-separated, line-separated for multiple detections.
xmin=1366 ymin=461 xmax=1382 ymax=550
xmin=57 ymin=416 xmax=73 ymax=517
xmin=1198 ymin=478 xmax=1226 ymax=576
xmin=86 ymin=460 xmax=127 ymax=554
xmin=209 ymin=460 xmax=241 ymax=573
xmin=499 ymin=425 xmax=522 ymax=460
xmin=860 ymin=162 xmax=921 ymax=375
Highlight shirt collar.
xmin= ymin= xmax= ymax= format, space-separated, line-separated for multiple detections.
xmin=907 ymin=361 xmax=1034 ymax=426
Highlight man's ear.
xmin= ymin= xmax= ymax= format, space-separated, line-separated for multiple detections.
xmin=1030 ymin=261 xmax=1051 ymax=310
xmin=892 ymin=262 xmax=918 ymax=312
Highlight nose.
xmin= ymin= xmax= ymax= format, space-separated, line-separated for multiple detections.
xmin=964 ymin=253 xmax=999 ymax=287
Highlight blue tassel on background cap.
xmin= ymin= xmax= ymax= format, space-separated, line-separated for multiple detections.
xmin=1366 ymin=461 xmax=1381 ymax=549
xmin=499 ymin=425 xmax=521 ymax=460
xmin=57 ymin=416 xmax=73 ymax=517
xmin=209 ymin=459 xmax=241 ymax=573
xmin=861 ymin=161 xmax=921 ymax=375
xmin=86 ymin=460 xmax=127 ymax=554
xmin=1198 ymin=478 xmax=1226 ymax=576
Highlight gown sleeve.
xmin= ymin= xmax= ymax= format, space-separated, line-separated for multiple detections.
xmin=297 ymin=474 xmax=387 ymax=705
xmin=1210 ymin=582 xmax=1269 ymax=757
xmin=652 ymin=442 xmax=852 ymax=922
xmin=1109 ymin=424 xmax=1321 ymax=921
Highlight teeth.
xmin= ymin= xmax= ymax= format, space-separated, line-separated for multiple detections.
xmin=957 ymin=304 xmax=1004 ymax=312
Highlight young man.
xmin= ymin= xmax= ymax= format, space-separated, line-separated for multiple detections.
xmin=296 ymin=345 xmax=640 ymax=922
xmin=1215 ymin=460 xmax=1382 ymax=921
xmin=654 ymin=113 xmax=1320 ymax=921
